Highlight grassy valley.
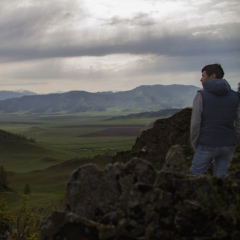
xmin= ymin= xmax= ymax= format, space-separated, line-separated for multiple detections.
xmin=0 ymin=112 xmax=149 ymax=171
xmin=0 ymin=111 xmax=164 ymax=212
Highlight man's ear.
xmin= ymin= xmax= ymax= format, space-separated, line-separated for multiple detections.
xmin=211 ymin=73 xmax=216 ymax=79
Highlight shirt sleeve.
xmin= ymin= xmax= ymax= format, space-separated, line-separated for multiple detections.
xmin=234 ymin=103 xmax=240 ymax=141
xmin=190 ymin=92 xmax=203 ymax=149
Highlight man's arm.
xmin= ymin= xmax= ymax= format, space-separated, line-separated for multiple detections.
xmin=190 ymin=92 xmax=203 ymax=150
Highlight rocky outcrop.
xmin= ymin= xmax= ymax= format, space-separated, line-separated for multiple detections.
xmin=40 ymin=157 xmax=240 ymax=240
xmin=113 ymin=108 xmax=193 ymax=170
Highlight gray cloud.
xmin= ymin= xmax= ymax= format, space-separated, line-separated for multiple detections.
xmin=0 ymin=0 xmax=85 ymax=57
xmin=0 ymin=0 xmax=239 ymax=93
xmin=105 ymin=12 xmax=156 ymax=26
xmin=0 ymin=0 xmax=239 ymax=63
xmin=1 ymin=21 xmax=239 ymax=62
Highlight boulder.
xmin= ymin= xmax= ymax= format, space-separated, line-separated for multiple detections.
xmin=163 ymin=144 xmax=189 ymax=173
xmin=113 ymin=108 xmax=193 ymax=170
xmin=40 ymin=158 xmax=240 ymax=240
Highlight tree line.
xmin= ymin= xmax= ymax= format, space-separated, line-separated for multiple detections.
xmin=0 ymin=166 xmax=8 ymax=191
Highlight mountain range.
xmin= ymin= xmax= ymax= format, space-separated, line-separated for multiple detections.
xmin=0 ymin=90 xmax=36 ymax=100
xmin=0 ymin=84 xmax=200 ymax=113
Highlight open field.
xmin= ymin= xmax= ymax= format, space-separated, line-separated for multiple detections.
xmin=3 ymin=157 xmax=113 ymax=212
xmin=0 ymin=112 xmax=161 ymax=211
xmin=0 ymin=112 xmax=157 ymax=172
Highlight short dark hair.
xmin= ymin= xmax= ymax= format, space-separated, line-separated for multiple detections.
xmin=202 ymin=64 xmax=225 ymax=79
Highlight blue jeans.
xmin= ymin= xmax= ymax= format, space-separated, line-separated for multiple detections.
xmin=190 ymin=145 xmax=235 ymax=178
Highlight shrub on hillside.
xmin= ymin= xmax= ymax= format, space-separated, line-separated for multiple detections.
xmin=0 ymin=199 xmax=13 ymax=237
xmin=23 ymin=183 xmax=31 ymax=195
xmin=0 ymin=166 xmax=8 ymax=190
xmin=0 ymin=195 xmax=65 ymax=240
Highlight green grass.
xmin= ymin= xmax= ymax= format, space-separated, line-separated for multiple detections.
xmin=0 ymin=112 xmax=156 ymax=173
xmin=0 ymin=141 xmax=74 ymax=172
xmin=0 ymin=111 xmax=161 ymax=211
xmin=2 ymin=156 xmax=113 ymax=212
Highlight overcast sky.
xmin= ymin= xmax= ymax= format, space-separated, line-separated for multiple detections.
xmin=0 ymin=0 xmax=239 ymax=93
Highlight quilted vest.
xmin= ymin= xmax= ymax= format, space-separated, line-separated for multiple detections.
xmin=198 ymin=80 xmax=239 ymax=146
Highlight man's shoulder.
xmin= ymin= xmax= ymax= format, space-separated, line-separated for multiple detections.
xmin=230 ymin=89 xmax=240 ymax=96
xmin=193 ymin=92 xmax=203 ymax=105
xmin=196 ymin=90 xmax=204 ymax=97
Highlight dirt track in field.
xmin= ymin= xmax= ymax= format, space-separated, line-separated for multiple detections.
xmin=80 ymin=127 xmax=143 ymax=137
xmin=54 ymin=124 xmax=144 ymax=128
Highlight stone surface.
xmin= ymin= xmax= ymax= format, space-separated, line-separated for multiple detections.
xmin=40 ymin=159 xmax=240 ymax=240
xmin=113 ymin=108 xmax=193 ymax=170
xmin=65 ymin=159 xmax=156 ymax=220
xmin=163 ymin=144 xmax=189 ymax=173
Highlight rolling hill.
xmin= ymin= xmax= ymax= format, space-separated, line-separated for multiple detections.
xmin=106 ymin=108 xmax=183 ymax=120
xmin=0 ymin=90 xmax=36 ymax=100
xmin=0 ymin=84 xmax=200 ymax=113
xmin=0 ymin=129 xmax=74 ymax=172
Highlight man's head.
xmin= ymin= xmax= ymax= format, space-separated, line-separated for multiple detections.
xmin=200 ymin=64 xmax=225 ymax=84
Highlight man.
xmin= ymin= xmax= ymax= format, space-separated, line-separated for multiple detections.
xmin=190 ymin=63 xmax=240 ymax=178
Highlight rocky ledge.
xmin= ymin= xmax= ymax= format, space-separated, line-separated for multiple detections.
xmin=40 ymin=156 xmax=240 ymax=240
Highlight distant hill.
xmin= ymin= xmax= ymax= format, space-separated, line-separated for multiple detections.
xmin=0 ymin=129 xmax=35 ymax=143
xmin=0 ymin=129 xmax=75 ymax=172
xmin=0 ymin=85 xmax=200 ymax=113
xmin=0 ymin=90 xmax=36 ymax=100
xmin=106 ymin=108 xmax=183 ymax=120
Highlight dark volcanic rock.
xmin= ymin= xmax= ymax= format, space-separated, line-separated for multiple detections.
xmin=65 ymin=159 xmax=156 ymax=220
xmin=113 ymin=108 xmax=193 ymax=170
xmin=40 ymin=159 xmax=240 ymax=240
